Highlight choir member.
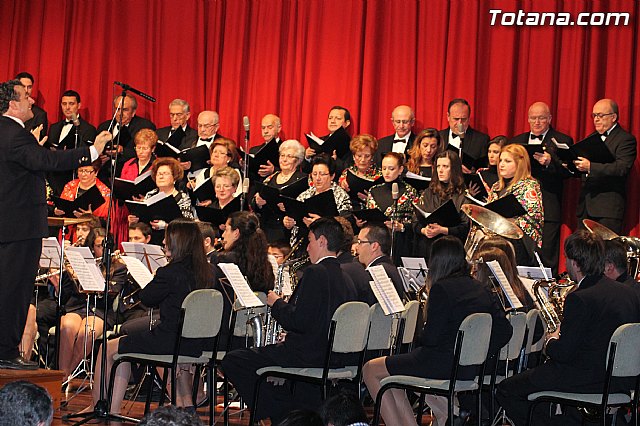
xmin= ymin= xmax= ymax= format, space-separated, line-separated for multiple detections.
xmin=405 ymin=128 xmax=444 ymax=179
xmin=338 ymin=134 xmax=382 ymax=210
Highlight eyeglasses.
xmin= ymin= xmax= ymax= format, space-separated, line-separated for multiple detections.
xmin=311 ymin=172 xmax=330 ymax=177
xmin=77 ymin=169 xmax=95 ymax=175
xmin=212 ymin=150 xmax=231 ymax=157
xmin=528 ymin=116 xmax=550 ymax=122
xmin=169 ymin=113 xmax=186 ymax=118
xmin=198 ymin=123 xmax=219 ymax=129
xmin=591 ymin=112 xmax=615 ymax=119
xmin=357 ymin=239 xmax=373 ymax=245
xmin=215 ymin=184 xmax=234 ymax=190
xmin=279 ymin=154 xmax=298 ymax=160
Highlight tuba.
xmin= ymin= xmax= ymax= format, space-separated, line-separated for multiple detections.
xmin=532 ymin=273 xmax=577 ymax=333
xmin=461 ymin=204 xmax=524 ymax=261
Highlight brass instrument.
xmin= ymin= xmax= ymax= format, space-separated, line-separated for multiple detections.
xmin=583 ymin=219 xmax=640 ymax=279
xmin=461 ymin=204 xmax=524 ymax=261
xmin=532 ymin=273 xmax=576 ymax=333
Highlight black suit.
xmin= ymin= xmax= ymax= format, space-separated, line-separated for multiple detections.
xmin=23 ymin=104 xmax=48 ymax=139
xmin=497 ymin=275 xmax=640 ymax=425
xmin=375 ymin=132 xmax=417 ymax=166
xmin=46 ymin=117 xmax=98 ymax=195
xmin=368 ymin=255 xmax=405 ymax=300
xmin=510 ymin=127 xmax=574 ymax=274
xmin=337 ymin=251 xmax=376 ymax=305
xmin=439 ymin=127 xmax=490 ymax=169
xmin=97 ymin=115 xmax=156 ymax=160
xmin=0 ymin=116 xmax=92 ymax=360
xmin=221 ymin=256 xmax=358 ymax=422
xmin=156 ymin=125 xmax=198 ymax=150
xmin=179 ymin=132 xmax=223 ymax=150
xmin=576 ymin=125 xmax=637 ymax=234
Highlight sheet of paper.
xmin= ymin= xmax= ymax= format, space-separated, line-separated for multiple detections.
xmin=121 ymin=242 xmax=167 ymax=273
xmin=405 ymin=171 xmax=431 ymax=182
xmin=134 ymin=170 xmax=153 ymax=184
xmin=306 ymin=132 xmax=324 ymax=145
xmin=551 ymin=137 xmax=570 ymax=150
xmin=368 ymin=265 xmax=405 ymax=315
xmin=487 ymin=260 xmax=523 ymax=309
xmin=65 ymin=250 xmax=104 ymax=292
xmin=67 ymin=246 xmax=95 ymax=263
xmin=41 ymin=237 xmax=62 ymax=268
xmin=121 ymin=255 xmax=154 ymax=289
xmin=218 ymin=263 xmax=265 ymax=308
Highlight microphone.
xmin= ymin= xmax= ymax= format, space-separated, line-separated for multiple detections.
xmin=243 ymin=116 xmax=250 ymax=140
xmin=113 ymin=81 xmax=157 ymax=102
xmin=71 ymin=113 xmax=81 ymax=127
xmin=391 ymin=182 xmax=399 ymax=200
xmin=242 ymin=177 xmax=250 ymax=194
xmin=456 ymin=122 xmax=465 ymax=139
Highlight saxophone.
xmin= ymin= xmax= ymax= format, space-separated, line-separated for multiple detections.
xmin=532 ymin=273 xmax=577 ymax=333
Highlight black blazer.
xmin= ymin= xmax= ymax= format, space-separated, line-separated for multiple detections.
xmin=0 ymin=116 xmax=92 ymax=242
xmin=337 ymin=251 xmax=375 ymax=305
xmin=531 ymin=274 xmax=640 ymax=392
xmin=375 ymin=132 xmax=417 ymax=166
xmin=97 ymin=115 xmax=156 ymax=160
xmin=156 ymin=125 xmax=198 ymax=150
xmin=439 ymin=127 xmax=490 ymax=169
xmin=509 ymin=127 xmax=574 ymax=222
xmin=24 ymin=104 xmax=48 ymax=137
xmin=270 ymin=257 xmax=358 ymax=366
xmin=577 ymin=125 xmax=637 ymax=220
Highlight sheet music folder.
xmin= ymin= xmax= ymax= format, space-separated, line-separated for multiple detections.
xmin=194 ymin=196 xmax=242 ymax=226
xmin=346 ymin=170 xmax=383 ymax=196
xmin=352 ymin=208 xmax=389 ymax=223
xmin=113 ymin=171 xmax=156 ymax=201
xmin=52 ymin=185 xmax=106 ymax=217
xmin=553 ymin=132 xmax=615 ymax=165
xmin=248 ymin=139 xmax=280 ymax=175
xmin=254 ymin=178 xmax=308 ymax=207
xmin=413 ymin=199 xmax=461 ymax=228
xmin=305 ymin=126 xmax=350 ymax=159
xmin=125 ymin=192 xmax=182 ymax=224
xmin=281 ymin=190 xmax=338 ymax=223
xmin=485 ymin=194 xmax=526 ymax=218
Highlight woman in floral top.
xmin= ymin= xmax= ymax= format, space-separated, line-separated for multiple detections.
xmin=365 ymin=152 xmax=419 ymax=262
xmin=338 ymin=134 xmax=382 ymax=210
xmin=487 ymin=143 xmax=543 ymax=266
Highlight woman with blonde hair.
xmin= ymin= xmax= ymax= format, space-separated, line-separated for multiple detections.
xmin=405 ymin=128 xmax=443 ymax=178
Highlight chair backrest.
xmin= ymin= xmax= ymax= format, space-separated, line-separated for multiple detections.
xmin=401 ymin=300 xmax=420 ymax=345
xmin=367 ymin=303 xmax=394 ymax=351
xmin=181 ymin=289 xmax=224 ymax=339
xmin=458 ymin=313 xmax=492 ymax=366
xmin=608 ymin=323 xmax=640 ymax=378
xmin=524 ymin=309 xmax=545 ymax=354
xmin=499 ymin=312 xmax=527 ymax=361
xmin=231 ymin=293 xmax=268 ymax=337
xmin=331 ymin=301 xmax=371 ymax=354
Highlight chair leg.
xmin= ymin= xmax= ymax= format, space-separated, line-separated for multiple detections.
xmin=208 ymin=366 xmax=215 ymax=426
xmin=527 ymin=400 xmax=538 ymax=426
xmin=449 ymin=394 xmax=454 ymax=426
xmin=159 ymin=368 xmax=169 ymax=407
xmin=192 ymin=365 xmax=202 ymax=407
xmin=249 ymin=374 xmax=265 ymax=425
xmin=171 ymin=366 xmax=177 ymax=406
xmin=223 ymin=374 xmax=230 ymax=426
xmin=144 ymin=367 xmax=155 ymax=416
xmin=372 ymin=383 xmax=389 ymax=425
xmin=417 ymin=393 xmax=425 ymax=425
xmin=106 ymin=358 xmax=123 ymax=413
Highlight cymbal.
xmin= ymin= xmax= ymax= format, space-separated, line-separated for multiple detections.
xmin=582 ymin=219 xmax=619 ymax=240
xmin=461 ymin=204 xmax=524 ymax=240
xmin=47 ymin=216 xmax=92 ymax=227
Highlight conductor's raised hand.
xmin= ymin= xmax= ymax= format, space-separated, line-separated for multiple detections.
xmin=92 ymin=131 xmax=113 ymax=156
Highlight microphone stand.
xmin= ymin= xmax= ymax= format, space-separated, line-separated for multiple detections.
xmin=240 ymin=118 xmax=250 ymax=211
xmin=389 ymin=182 xmax=400 ymax=262
xmin=65 ymin=88 xmax=140 ymax=425
xmin=72 ymin=121 xmax=80 ymax=180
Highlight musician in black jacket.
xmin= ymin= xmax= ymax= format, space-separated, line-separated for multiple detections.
xmin=497 ymin=230 xmax=640 ymax=425
xmin=221 ymin=217 xmax=358 ymax=423
xmin=510 ymin=102 xmax=573 ymax=275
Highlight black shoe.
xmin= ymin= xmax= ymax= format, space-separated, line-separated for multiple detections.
xmin=0 ymin=356 xmax=38 ymax=370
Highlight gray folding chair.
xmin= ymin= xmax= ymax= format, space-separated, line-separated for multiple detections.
xmin=521 ymin=308 xmax=545 ymax=371
xmin=527 ymin=322 xmax=640 ymax=426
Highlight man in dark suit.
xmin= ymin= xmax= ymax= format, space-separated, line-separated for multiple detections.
xmin=155 ymin=98 xmax=198 ymax=149
xmin=510 ymin=102 xmax=573 ymax=275
xmin=497 ymin=230 xmax=640 ymax=425
xmin=357 ymin=223 xmax=405 ymax=301
xmin=0 ymin=80 xmax=111 ymax=369
xmin=46 ymin=90 xmax=98 ymax=195
xmin=15 ymin=72 xmax=48 ymax=140
xmin=603 ymin=238 xmax=638 ymax=288
xmin=439 ymin=98 xmax=490 ymax=173
xmin=375 ymin=105 xmax=417 ymax=166
xmin=249 ymin=113 xmax=283 ymax=178
xmin=221 ymin=217 xmax=358 ymax=422
xmin=335 ymin=216 xmax=374 ymax=305
xmin=575 ymin=99 xmax=637 ymax=235
xmin=180 ymin=110 xmax=222 ymax=150
xmin=303 ymin=106 xmax=352 ymax=176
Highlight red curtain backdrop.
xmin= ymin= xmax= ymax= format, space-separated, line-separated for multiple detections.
xmin=1 ymin=0 xmax=638 ymax=264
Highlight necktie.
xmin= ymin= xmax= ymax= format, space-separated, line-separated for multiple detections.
xmin=530 ymin=134 xmax=543 ymax=141
xmin=201 ymin=137 xmax=213 ymax=143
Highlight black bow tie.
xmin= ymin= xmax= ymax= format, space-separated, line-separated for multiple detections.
xmin=530 ymin=134 xmax=543 ymax=141
xmin=200 ymin=137 xmax=213 ymax=143
xmin=394 ymin=139 xmax=405 ymax=143
xmin=452 ymin=133 xmax=460 ymax=139
xmin=601 ymin=132 xmax=608 ymax=140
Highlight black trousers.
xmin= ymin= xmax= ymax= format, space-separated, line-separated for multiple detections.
xmin=0 ymin=238 xmax=41 ymax=359
xmin=542 ymin=220 xmax=561 ymax=276
xmin=221 ymin=344 xmax=323 ymax=423
xmin=496 ymin=369 xmax=583 ymax=426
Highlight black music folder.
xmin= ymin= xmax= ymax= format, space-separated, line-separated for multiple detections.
xmin=523 ymin=143 xmax=545 ymax=157
xmin=281 ymin=190 xmax=338 ymax=223
xmin=190 ymin=177 xmax=215 ymax=204
xmin=446 ymin=144 xmax=482 ymax=170
xmin=305 ymin=126 xmax=350 ymax=159
xmin=413 ymin=199 xmax=461 ymax=228
xmin=403 ymin=172 xmax=431 ymax=191
xmin=194 ymin=196 xmax=242 ymax=226
xmin=53 ymin=185 xmax=106 ymax=217
xmin=255 ymin=177 xmax=308 ymax=207
xmin=113 ymin=171 xmax=156 ymax=201
xmin=485 ymin=194 xmax=526 ymax=218
xmin=248 ymin=139 xmax=280 ymax=175
xmin=154 ymin=140 xmax=181 ymax=159
xmin=180 ymin=145 xmax=210 ymax=171
xmin=464 ymin=173 xmax=488 ymax=201
xmin=346 ymin=170 xmax=383 ymax=196
xmin=125 ymin=192 xmax=182 ymax=224
xmin=553 ymin=133 xmax=615 ymax=167
xmin=352 ymin=208 xmax=389 ymax=223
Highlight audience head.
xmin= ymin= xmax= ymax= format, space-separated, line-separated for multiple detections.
xmin=0 ymin=381 xmax=53 ymax=426
xmin=214 ymin=166 xmax=240 ymax=203
xmin=390 ymin=105 xmax=415 ymax=138
xmin=168 ymin=99 xmax=191 ymax=130
xmin=487 ymin=135 xmax=508 ymax=167
xmin=527 ymin=102 xmax=552 ymax=136
xmin=76 ymin=214 xmax=102 ymax=245
xmin=604 ymin=238 xmax=629 ymax=281
xmin=138 ymin=405 xmax=203 ymax=425
xmin=320 ymin=391 xmax=369 ymax=426
xmin=308 ymin=217 xmax=344 ymax=262
xmin=197 ymin=111 xmax=220 ymax=139
xmin=334 ymin=216 xmax=356 ymax=255
xmin=357 ymin=223 xmax=391 ymax=266
xmin=497 ymin=143 xmax=531 ymax=190
xmin=164 ymin=219 xmax=212 ymax=289
xmin=268 ymin=240 xmax=292 ymax=265
xmin=327 ymin=106 xmax=351 ymax=133
xmin=428 ymin=236 xmax=470 ymax=286
xmin=261 ymin=114 xmax=282 ymax=142
xmin=0 ymin=79 xmax=34 ymax=121
xmin=429 ymin=150 xmax=465 ymax=197
xmin=564 ymin=229 xmax=605 ymax=281
xmin=129 ymin=222 xmax=152 ymax=243
xmin=87 ymin=227 xmax=107 ymax=258
xmin=134 ymin=129 xmax=158 ymax=162
xmin=15 ymin=72 xmax=35 ymax=97
xmin=209 ymin=138 xmax=239 ymax=168
xmin=196 ymin=221 xmax=216 ymax=252
xmin=447 ymin=98 xmax=471 ymax=134
xmin=350 ymin=134 xmax=377 ymax=173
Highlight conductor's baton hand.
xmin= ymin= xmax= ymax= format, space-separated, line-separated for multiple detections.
xmin=93 ymin=131 xmax=113 ymax=156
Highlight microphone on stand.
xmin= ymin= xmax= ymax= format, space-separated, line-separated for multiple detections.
xmin=243 ymin=116 xmax=250 ymax=141
xmin=390 ymin=182 xmax=400 ymax=260
xmin=240 ymin=177 xmax=250 ymax=211
xmin=456 ymin=122 xmax=465 ymax=159
xmin=71 ymin=113 xmax=81 ymax=127
xmin=241 ymin=116 xmax=250 ymax=194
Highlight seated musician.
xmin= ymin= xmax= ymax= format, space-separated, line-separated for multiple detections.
xmin=497 ymin=230 xmax=640 ymax=426
xmin=412 ymin=150 xmax=470 ymax=262
xmin=405 ymin=128 xmax=443 ymax=179
xmin=58 ymin=227 xmax=125 ymax=380
xmin=268 ymin=240 xmax=292 ymax=266
xmin=196 ymin=221 xmax=218 ymax=263
xmin=487 ymin=144 xmax=543 ymax=266
xmin=86 ymin=219 xmax=214 ymax=413
xmin=337 ymin=134 xmax=382 ymax=210
xmin=604 ymin=238 xmax=639 ymax=288
xmin=253 ymin=139 xmax=307 ymax=243
xmin=128 ymin=157 xmax=194 ymax=244
xmin=209 ymin=211 xmax=275 ymax=350
xmin=221 ymin=217 xmax=359 ymax=423
xmin=363 ymin=236 xmax=512 ymax=426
